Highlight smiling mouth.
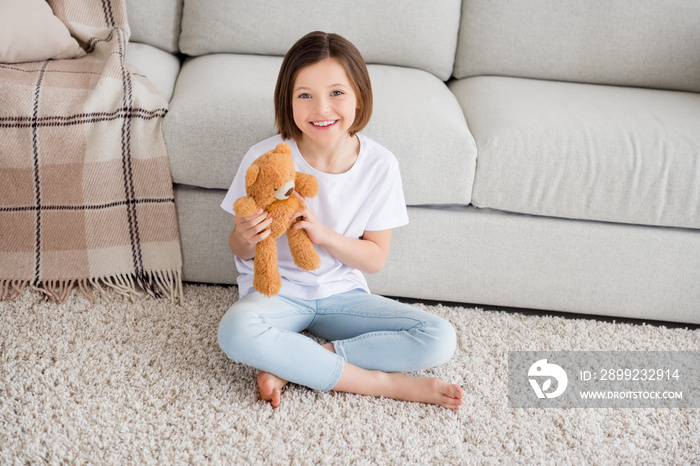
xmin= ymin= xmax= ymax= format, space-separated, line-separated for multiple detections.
xmin=311 ymin=120 xmax=338 ymax=128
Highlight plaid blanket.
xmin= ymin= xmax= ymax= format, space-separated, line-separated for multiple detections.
xmin=0 ymin=0 xmax=182 ymax=302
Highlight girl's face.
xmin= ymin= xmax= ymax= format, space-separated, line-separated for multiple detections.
xmin=292 ymin=58 xmax=359 ymax=151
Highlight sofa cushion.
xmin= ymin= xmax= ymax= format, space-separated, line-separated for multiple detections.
xmin=0 ymin=0 xmax=85 ymax=63
xmin=165 ymin=54 xmax=475 ymax=205
xmin=125 ymin=42 xmax=180 ymax=101
xmin=363 ymin=65 xmax=475 ymax=205
xmin=179 ymin=0 xmax=461 ymax=81
xmin=449 ymin=76 xmax=700 ymax=229
xmin=164 ymin=54 xmax=279 ymax=191
xmin=124 ymin=0 xmax=182 ymax=53
xmin=454 ymin=0 xmax=700 ymax=93
xmin=370 ymin=205 xmax=700 ymax=324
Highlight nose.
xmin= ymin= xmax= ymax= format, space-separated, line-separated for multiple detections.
xmin=274 ymin=180 xmax=295 ymax=200
xmin=315 ymin=96 xmax=330 ymax=113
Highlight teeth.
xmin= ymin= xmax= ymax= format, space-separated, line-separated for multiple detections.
xmin=312 ymin=120 xmax=336 ymax=127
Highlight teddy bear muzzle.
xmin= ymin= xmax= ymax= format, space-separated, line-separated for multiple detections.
xmin=275 ymin=180 xmax=295 ymax=200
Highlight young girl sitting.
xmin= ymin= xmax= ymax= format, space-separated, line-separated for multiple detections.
xmin=218 ymin=31 xmax=464 ymax=409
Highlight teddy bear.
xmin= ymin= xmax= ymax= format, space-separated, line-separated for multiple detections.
xmin=233 ymin=143 xmax=321 ymax=296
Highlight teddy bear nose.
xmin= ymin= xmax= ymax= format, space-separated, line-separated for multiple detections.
xmin=274 ymin=180 xmax=295 ymax=200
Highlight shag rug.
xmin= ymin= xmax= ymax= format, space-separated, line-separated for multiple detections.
xmin=1 ymin=284 xmax=698 ymax=464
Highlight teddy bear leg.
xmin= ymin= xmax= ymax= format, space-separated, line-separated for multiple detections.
xmin=287 ymin=228 xmax=321 ymax=271
xmin=254 ymin=236 xmax=282 ymax=297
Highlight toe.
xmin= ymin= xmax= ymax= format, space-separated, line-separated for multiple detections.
xmin=442 ymin=395 xmax=462 ymax=409
xmin=271 ymin=388 xmax=281 ymax=408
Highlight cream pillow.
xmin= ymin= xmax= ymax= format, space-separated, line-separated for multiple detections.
xmin=0 ymin=0 xmax=86 ymax=63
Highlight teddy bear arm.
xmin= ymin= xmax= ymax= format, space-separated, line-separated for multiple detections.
xmin=294 ymin=172 xmax=318 ymax=198
xmin=233 ymin=196 xmax=259 ymax=217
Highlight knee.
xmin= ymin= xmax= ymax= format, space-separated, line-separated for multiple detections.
xmin=421 ymin=317 xmax=457 ymax=368
xmin=217 ymin=307 xmax=260 ymax=363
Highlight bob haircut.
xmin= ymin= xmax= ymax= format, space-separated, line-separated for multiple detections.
xmin=274 ymin=31 xmax=373 ymax=141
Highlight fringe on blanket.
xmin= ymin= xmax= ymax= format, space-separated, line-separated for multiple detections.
xmin=0 ymin=271 xmax=183 ymax=304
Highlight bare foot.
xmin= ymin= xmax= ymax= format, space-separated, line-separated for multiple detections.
xmin=257 ymin=344 xmax=333 ymax=408
xmin=257 ymin=371 xmax=288 ymax=408
xmin=389 ymin=374 xmax=464 ymax=410
xmin=333 ymin=364 xmax=464 ymax=410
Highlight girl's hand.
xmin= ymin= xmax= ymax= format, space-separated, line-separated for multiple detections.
xmin=235 ymin=209 xmax=273 ymax=245
xmin=290 ymin=195 xmax=332 ymax=246
xmin=289 ymin=193 xmax=392 ymax=275
xmin=229 ymin=209 xmax=272 ymax=260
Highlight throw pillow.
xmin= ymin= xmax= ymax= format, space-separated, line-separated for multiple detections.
xmin=0 ymin=0 xmax=86 ymax=63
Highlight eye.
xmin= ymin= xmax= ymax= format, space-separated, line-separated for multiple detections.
xmin=331 ymin=90 xmax=344 ymax=96
xmin=298 ymin=93 xmax=311 ymax=99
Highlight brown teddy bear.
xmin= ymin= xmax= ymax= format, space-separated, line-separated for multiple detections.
xmin=233 ymin=143 xmax=321 ymax=296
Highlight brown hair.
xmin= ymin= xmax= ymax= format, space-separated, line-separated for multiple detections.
xmin=274 ymin=31 xmax=373 ymax=141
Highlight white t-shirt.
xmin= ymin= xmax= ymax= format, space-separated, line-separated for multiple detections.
xmin=221 ymin=133 xmax=409 ymax=299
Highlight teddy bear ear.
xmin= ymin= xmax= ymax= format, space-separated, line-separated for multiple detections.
xmin=245 ymin=164 xmax=260 ymax=188
xmin=275 ymin=143 xmax=292 ymax=155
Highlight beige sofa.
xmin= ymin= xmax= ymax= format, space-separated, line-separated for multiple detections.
xmin=124 ymin=0 xmax=700 ymax=324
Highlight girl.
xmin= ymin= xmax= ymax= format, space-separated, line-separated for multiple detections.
xmin=218 ymin=31 xmax=464 ymax=409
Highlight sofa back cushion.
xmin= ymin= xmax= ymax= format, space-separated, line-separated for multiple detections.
xmin=179 ymin=0 xmax=461 ymax=81
xmin=454 ymin=0 xmax=700 ymax=93
xmin=450 ymin=76 xmax=700 ymax=230
xmin=124 ymin=0 xmax=182 ymax=53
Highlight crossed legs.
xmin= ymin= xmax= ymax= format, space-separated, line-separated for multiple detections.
xmin=257 ymin=343 xmax=463 ymax=409
xmin=218 ymin=290 xmax=463 ymax=409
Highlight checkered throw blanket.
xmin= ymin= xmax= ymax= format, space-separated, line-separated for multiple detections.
xmin=0 ymin=0 xmax=182 ymax=302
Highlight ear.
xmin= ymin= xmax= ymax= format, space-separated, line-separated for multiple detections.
xmin=245 ymin=164 xmax=260 ymax=189
xmin=275 ymin=142 xmax=292 ymax=156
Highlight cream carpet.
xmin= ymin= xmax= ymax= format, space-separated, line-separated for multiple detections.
xmin=1 ymin=284 xmax=698 ymax=464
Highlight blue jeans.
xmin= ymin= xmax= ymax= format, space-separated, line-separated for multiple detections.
xmin=217 ymin=290 xmax=457 ymax=391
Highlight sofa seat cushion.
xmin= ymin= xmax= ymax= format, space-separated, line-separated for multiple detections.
xmin=449 ymin=76 xmax=700 ymax=229
xmin=164 ymin=54 xmax=476 ymax=205
xmin=125 ymin=42 xmax=180 ymax=102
